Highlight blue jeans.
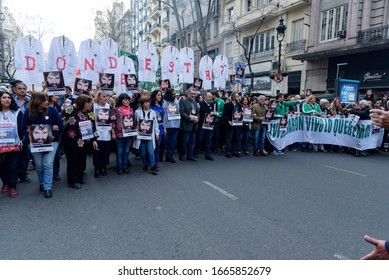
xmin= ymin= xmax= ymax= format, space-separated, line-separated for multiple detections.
xmin=254 ymin=124 xmax=267 ymax=151
xmin=198 ymin=128 xmax=213 ymax=156
xmin=166 ymin=128 xmax=179 ymax=157
xmin=30 ymin=142 xmax=59 ymax=191
xmin=116 ymin=137 xmax=132 ymax=169
xmin=140 ymin=140 xmax=155 ymax=167
xmin=180 ymin=129 xmax=196 ymax=158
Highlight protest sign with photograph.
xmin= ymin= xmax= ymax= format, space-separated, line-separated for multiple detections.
xmin=125 ymin=74 xmax=138 ymax=96
xmin=99 ymin=73 xmax=115 ymax=93
xmin=94 ymin=108 xmax=112 ymax=127
xmin=122 ymin=115 xmax=137 ymax=137
xmin=137 ymin=119 xmax=153 ymax=140
xmin=166 ymin=102 xmax=181 ymax=120
xmin=262 ymin=110 xmax=274 ymax=124
xmin=0 ymin=122 xmax=20 ymax=153
xmin=242 ymin=107 xmax=253 ymax=122
xmin=74 ymin=78 xmax=92 ymax=95
xmin=202 ymin=113 xmax=214 ymax=130
xmin=29 ymin=124 xmax=54 ymax=153
xmin=79 ymin=120 xmax=94 ymax=140
xmin=43 ymin=71 xmax=66 ymax=96
xmin=232 ymin=110 xmax=243 ymax=126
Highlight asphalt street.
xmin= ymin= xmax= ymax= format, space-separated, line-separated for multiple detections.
xmin=1 ymin=149 xmax=388 ymax=260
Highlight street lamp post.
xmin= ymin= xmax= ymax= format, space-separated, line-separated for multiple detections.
xmin=276 ymin=17 xmax=287 ymax=94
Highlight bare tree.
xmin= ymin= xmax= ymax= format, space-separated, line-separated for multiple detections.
xmin=94 ymin=2 xmax=130 ymax=49
xmin=191 ymin=0 xmax=216 ymax=57
xmin=229 ymin=2 xmax=280 ymax=92
xmin=2 ymin=33 xmax=18 ymax=78
xmin=160 ymin=0 xmax=190 ymax=48
xmin=21 ymin=15 xmax=53 ymax=41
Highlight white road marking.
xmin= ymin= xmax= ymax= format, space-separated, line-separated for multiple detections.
xmin=323 ymin=165 xmax=367 ymax=177
xmin=203 ymin=181 xmax=239 ymax=200
xmin=333 ymin=253 xmax=350 ymax=260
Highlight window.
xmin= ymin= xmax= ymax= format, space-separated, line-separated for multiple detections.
xmin=291 ymin=19 xmax=304 ymax=42
xmin=206 ymin=24 xmax=211 ymax=40
xmin=247 ymin=0 xmax=252 ymax=12
xmin=214 ymin=19 xmax=219 ymax=37
xmin=257 ymin=0 xmax=272 ymax=7
xmin=227 ymin=7 xmax=234 ymax=22
xmin=243 ymin=37 xmax=250 ymax=52
xmin=254 ymin=36 xmax=259 ymax=53
xmin=187 ymin=33 xmax=191 ymax=46
xmin=320 ymin=4 xmax=348 ymax=42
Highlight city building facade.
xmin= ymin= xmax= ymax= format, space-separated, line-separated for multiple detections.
xmin=293 ymin=0 xmax=389 ymax=97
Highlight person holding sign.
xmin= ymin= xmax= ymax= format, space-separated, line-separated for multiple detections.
xmin=196 ymin=92 xmax=215 ymax=161
xmin=222 ymin=92 xmax=243 ymax=158
xmin=150 ymin=89 xmax=166 ymax=168
xmin=74 ymin=78 xmax=92 ymax=95
xmin=92 ymin=91 xmax=115 ymax=178
xmin=21 ymin=92 xmax=63 ymax=198
xmin=0 ymin=91 xmax=23 ymax=198
xmin=61 ymin=94 xmax=98 ymax=190
xmin=162 ymin=88 xmax=181 ymax=163
xmin=134 ymin=96 xmax=159 ymax=175
xmin=240 ymin=96 xmax=253 ymax=156
xmin=112 ymin=93 xmax=134 ymax=175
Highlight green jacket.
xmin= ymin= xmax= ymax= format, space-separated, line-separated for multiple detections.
xmin=274 ymin=100 xmax=300 ymax=118
xmin=302 ymin=103 xmax=322 ymax=116
xmin=213 ymin=98 xmax=225 ymax=123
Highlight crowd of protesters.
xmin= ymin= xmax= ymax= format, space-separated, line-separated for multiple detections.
xmin=0 ymin=79 xmax=387 ymax=199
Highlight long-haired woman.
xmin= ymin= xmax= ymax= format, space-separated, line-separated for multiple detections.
xmin=21 ymin=92 xmax=63 ymax=198
xmin=0 ymin=90 xmax=23 ymax=198
xmin=150 ymin=89 xmax=166 ymax=168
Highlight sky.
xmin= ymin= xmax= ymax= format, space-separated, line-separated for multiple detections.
xmin=5 ymin=0 xmax=122 ymax=51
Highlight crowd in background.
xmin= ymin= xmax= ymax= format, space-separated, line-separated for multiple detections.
xmin=0 ymin=80 xmax=386 ymax=199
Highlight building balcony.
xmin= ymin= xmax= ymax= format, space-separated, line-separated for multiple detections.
xmin=240 ymin=49 xmax=274 ymax=63
xmin=150 ymin=23 xmax=161 ymax=34
xmin=286 ymin=39 xmax=306 ymax=54
xmin=163 ymin=0 xmax=171 ymax=8
xmin=357 ymin=25 xmax=389 ymax=44
xmin=161 ymin=37 xmax=170 ymax=46
xmin=150 ymin=6 xmax=161 ymax=19
xmin=220 ymin=23 xmax=235 ymax=35
xmin=162 ymin=17 xmax=169 ymax=27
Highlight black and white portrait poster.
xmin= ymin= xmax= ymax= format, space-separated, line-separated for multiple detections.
xmin=166 ymin=102 xmax=181 ymax=120
xmin=43 ymin=71 xmax=66 ymax=96
xmin=122 ymin=115 xmax=137 ymax=137
xmin=137 ymin=119 xmax=153 ymax=140
xmin=29 ymin=124 xmax=54 ymax=153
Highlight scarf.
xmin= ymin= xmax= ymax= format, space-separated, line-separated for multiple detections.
xmin=119 ymin=105 xmax=131 ymax=116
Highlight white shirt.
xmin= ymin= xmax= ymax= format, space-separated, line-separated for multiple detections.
xmin=117 ymin=55 xmax=136 ymax=93
xmin=199 ymin=55 xmax=213 ymax=90
xmin=161 ymin=46 xmax=180 ymax=86
xmin=179 ymin=47 xmax=194 ymax=84
xmin=137 ymin=41 xmax=159 ymax=83
xmin=14 ymin=36 xmax=46 ymax=86
xmin=213 ymin=54 xmax=229 ymax=89
xmin=47 ymin=36 xmax=78 ymax=86
xmin=77 ymin=39 xmax=102 ymax=84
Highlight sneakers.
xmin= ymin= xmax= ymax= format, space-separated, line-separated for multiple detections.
xmin=150 ymin=166 xmax=158 ymax=175
xmin=271 ymin=150 xmax=283 ymax=156
xmin=244 ymin=151 xmax=250 ymax=156
xmin=259 ymin=150 xmax=268 ymax=157
xmin=254 ymin=151 xmax=260 ymax=157
xmin=70 ymin=183 xmax=81 ymax=189
xmin=117 ymin=168 xmax=123 ymax=175
xmin=18 ymin=176 xmax=31 ymax=183
xmin=143 ymin=165 xmax=149 ymax=172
